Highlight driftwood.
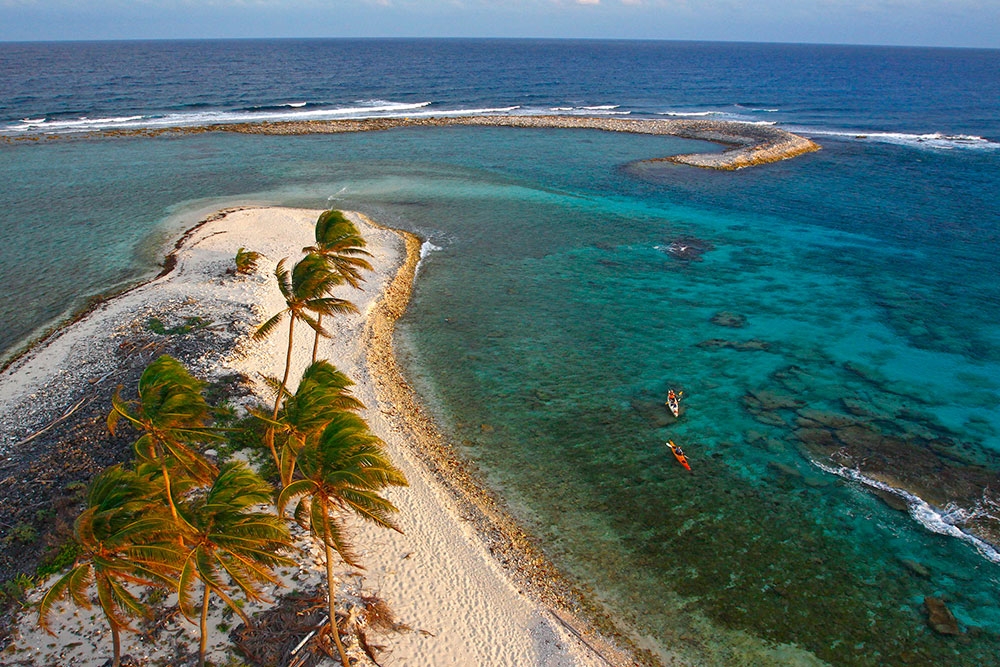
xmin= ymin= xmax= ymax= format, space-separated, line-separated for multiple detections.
xmin=10 ymin=397 xmax=88 ymax=449
xmin=231 ymin=589 xmax=330 ymax=667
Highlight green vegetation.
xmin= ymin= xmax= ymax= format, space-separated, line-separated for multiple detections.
xmin=176 ymin=462 xmax=294 ymax=666
xmin=278 ymin=411 xmax=406 ymax=665
xmin=303 ymin=210 xmax=373 ymax=362
xmin=7 ymin=522 xmax=38 ymax=544
xmin=33 ymin=209 xmax=407 ymax=667
xmin=234 ymin=247 xmax=263 ymax=275
xmin=108 ymin=355 xmax=221 ymax=520
xmin=253 ymin=252 xmax=358 ymax=468
xmin=38 ymin=464 xmax=181 ymax=667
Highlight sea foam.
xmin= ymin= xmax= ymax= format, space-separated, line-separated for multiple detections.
xmin=803 ymin=129 xmax=1000 ymax=151
xmin=813 ymin=460 xmax=1000 ymax=564
xmin=415 ymin=240 xmax=442 ymax=277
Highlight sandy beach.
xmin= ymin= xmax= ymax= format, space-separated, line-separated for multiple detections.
xmin=1 ymin=207 xmax=640 ymax=666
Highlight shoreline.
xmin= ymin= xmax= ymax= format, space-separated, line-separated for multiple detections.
xmin=357 ymin=212 xmax=647 ymax=663
xmin=2 ymin=206 xmax=647 ymax=666
xmin=5 ymin=115 xmax=821 ymax=170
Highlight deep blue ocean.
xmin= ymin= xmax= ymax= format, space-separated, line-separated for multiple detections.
xmin=2 ymin=39 xmax=999 ymax=665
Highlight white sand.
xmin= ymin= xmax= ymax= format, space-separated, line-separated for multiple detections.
xmin=3 ymin=207 xmax=628 ymax=666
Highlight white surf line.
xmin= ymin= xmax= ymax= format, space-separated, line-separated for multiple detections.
xmin=813 ymin=459 xmax=1000 ymax=564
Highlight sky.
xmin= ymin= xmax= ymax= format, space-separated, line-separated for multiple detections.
xmin=1 ymin=0 xmax=998 ymax=48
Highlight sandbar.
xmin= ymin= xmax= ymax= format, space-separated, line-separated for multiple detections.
xmin=1 ymin=207 xmax=641 ymax=666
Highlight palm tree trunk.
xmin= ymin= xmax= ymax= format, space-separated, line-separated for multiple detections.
xmin=161 ymin=456 xmax=178 ymax=521
xmin=111 ymin=621 xmax=121 ymax=667
xmin=199 ymin=587 xmax=211 ymax=667
xmin=267 ymin=316 xmax=297 ymax=469
xmin=324 ymin=538 xmax=350 ymax=667
xmin=312 ymin=313 xmax=323 ymax=363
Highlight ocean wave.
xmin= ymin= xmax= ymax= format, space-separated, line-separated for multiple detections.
xmin=2 ymin=101 xmax=437 ymax=134
xmin=804 ymin=129 xmax=1000 ymax=151
xmin=1 ymin=102 xmax=565 ymax=134
xmin=9 ymin=115 xmax=148 ymax=132
xmin=397 ymin=105 xmax=521 ymax=118
xmin=415 ymin=240 xmax=442 ymax=277
xmin=813 ymin=460 xmax=1000 ymax=564
xmin=543 ymin=106 xmax=630 ymax=116
xmin=737 ymin=106 xmax=780 ymax=113
xmin=243 ymin=101 xmax=319 ymax=112
xmin=658 ymin=110 xmax=725 ymax=117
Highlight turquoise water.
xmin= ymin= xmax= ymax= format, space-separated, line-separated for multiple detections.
xmin=3 ymin=124 xmax=1000 ymax=664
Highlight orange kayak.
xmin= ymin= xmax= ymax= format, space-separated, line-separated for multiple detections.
xmin=667 ymin=440 xmax=691 ymax=471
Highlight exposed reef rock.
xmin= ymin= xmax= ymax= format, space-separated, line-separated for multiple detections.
xmin=924 ymin=597 xmax=962 ymax=636
xmin=743 ymin=362 xmax=1000 ymax=556
xmin=711 ymin=311 xmax=749 ymax=328
xmin=16 ymin=115 xmax=821 ymax=171
xmin=697 ymin=338 xmax=772 ymax=352
xmin=663 ymin=236 xmax=714 ymax=261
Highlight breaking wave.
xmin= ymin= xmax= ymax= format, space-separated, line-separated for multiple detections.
xmin=813 ymin=460 xmax=1000 ymax=564
xmin=803 ymin=129 xmax=1000 ymax=151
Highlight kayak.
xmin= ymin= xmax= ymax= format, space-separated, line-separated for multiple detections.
xmin=666 ymin=389 xmax=683 ymax=417
xmin=667 ymin=440 xmax=691 ymax=471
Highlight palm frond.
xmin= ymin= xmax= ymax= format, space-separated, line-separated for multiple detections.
xmin=38 ymin=567 xmax=87 ymax=633
xmin=253 ymin=310 xmax=286 ymax=342
xmin=338 ymin=488 xmax=403 ymax=532
xmin=311 ymin=500 xmax=362 ymax=567
xmin=277 ymin=479 xmax=315 ymax=514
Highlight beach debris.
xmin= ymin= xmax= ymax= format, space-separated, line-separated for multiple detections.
xmin=231 ymin=588 xmax=330 ymax=666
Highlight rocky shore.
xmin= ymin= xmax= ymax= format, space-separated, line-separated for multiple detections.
xmin=12 ymin=115 xmax=821 ymax=171
xmin=207 ymin=116 xmax=820 ymax=170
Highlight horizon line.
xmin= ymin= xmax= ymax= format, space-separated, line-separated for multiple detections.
xmin=1 ymin=36 xmax=998 ymax=52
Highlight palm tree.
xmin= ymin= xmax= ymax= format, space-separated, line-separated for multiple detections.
xmin=253 ymin=253 xmax=358 ymax=467
xmin=176 ymin=462 xmax=295 ymax=667
xmin=255 ymin=360 xmax=365 ymax=486
xmin=38 ymin=465 xmax=181 ymax=667
xmin=277 ymin=412 xmax=407 ymax=666
xmin=303 ymin=211 xmax=373 ymax=362
xmin=234 ymin=247 xmax=263 ymax=275
xmin=108 ymin=355 xmax=220 ymax=520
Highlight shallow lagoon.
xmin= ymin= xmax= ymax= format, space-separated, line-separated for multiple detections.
xmin=3 ymin=125 xmax=1000 ymax=664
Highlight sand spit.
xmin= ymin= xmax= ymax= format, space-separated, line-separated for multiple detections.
xmin=2 ymin=207 xmax=643 ymax=667
xmin=12 ymin=115 xmax=821 ymax=170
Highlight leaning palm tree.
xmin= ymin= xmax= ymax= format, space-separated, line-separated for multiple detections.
xmin=38 ymin=465 xmax=182 ymax=667
xmin=176 ymin=462 xmax=295 ymax=667
xmin=253 ymin=253 xmax=358 ymax=467
xmin=303 ymin=211 xmax=373 ymax=362
xmin=255 ymin=360 xmax=365 ymax=486
xmin=277 ymin=412 xmax=407 ymax=666
xmin=108 ymin=355 xmax=220 ymax=520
